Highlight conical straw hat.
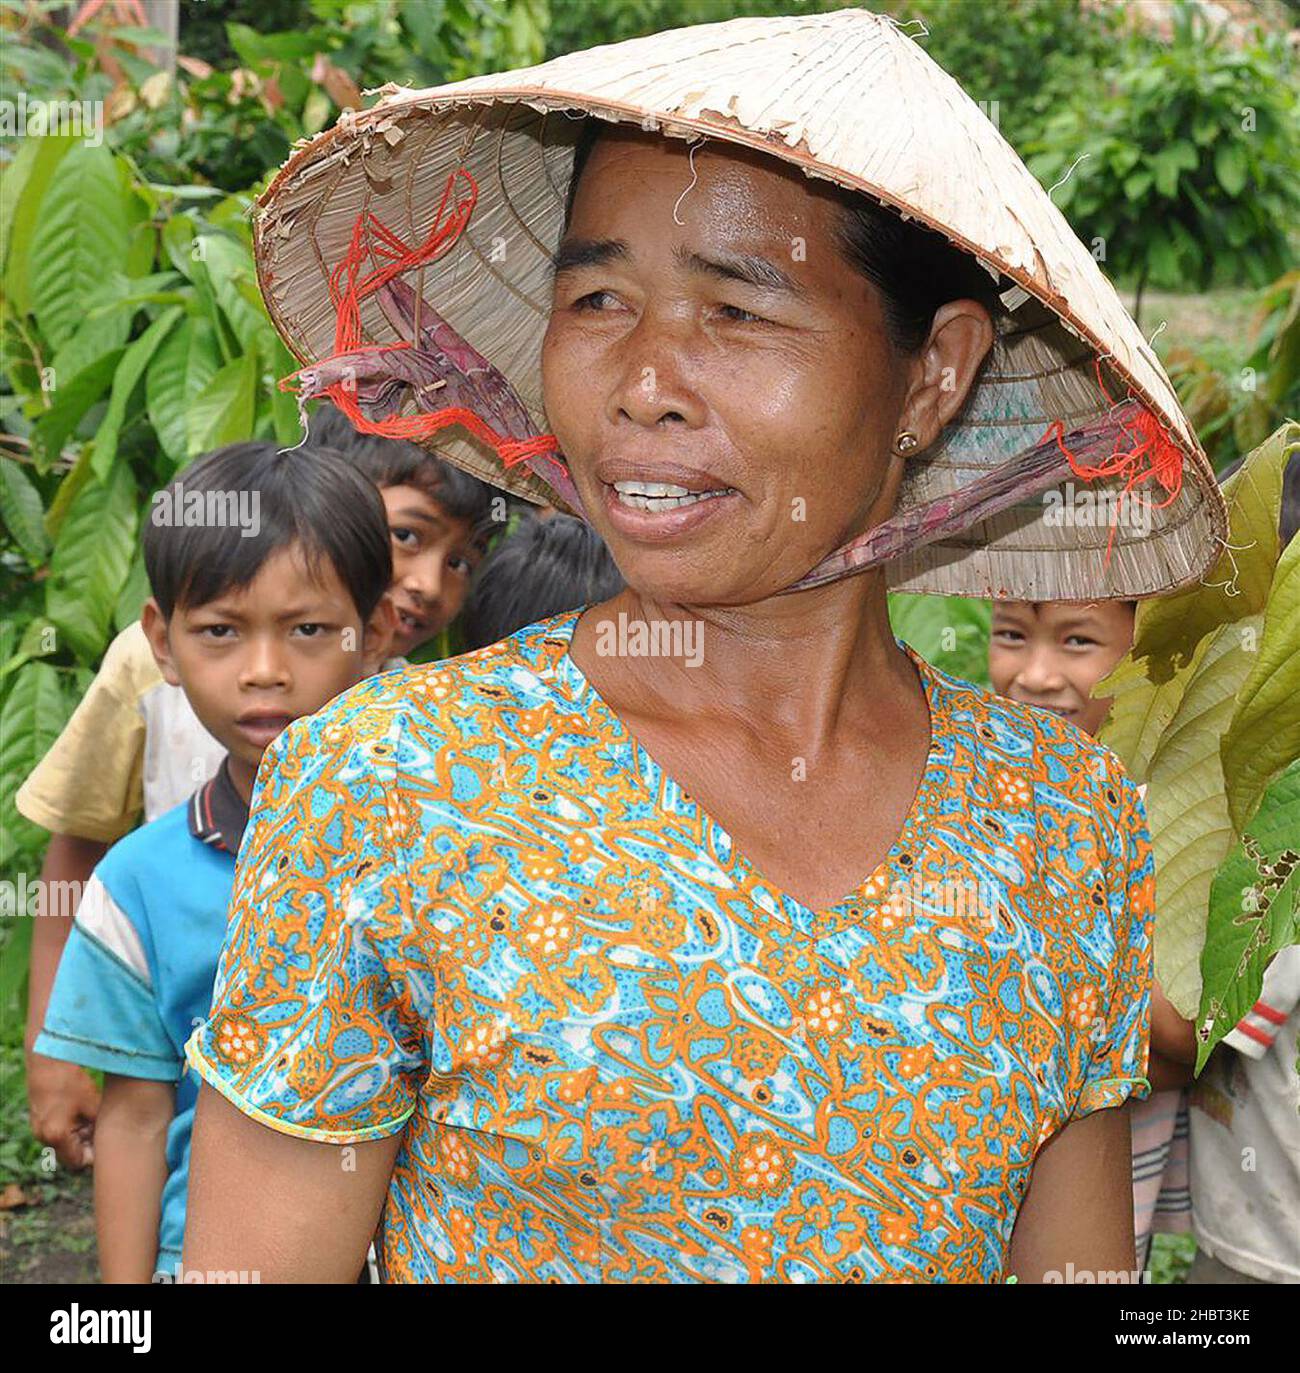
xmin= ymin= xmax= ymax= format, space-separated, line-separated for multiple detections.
xmin=252 ymin=6 xmax=1226 ymax=601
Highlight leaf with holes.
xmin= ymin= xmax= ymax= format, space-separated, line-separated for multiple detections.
xmin=1196 ymin=760 xmax=1300 ymax=1070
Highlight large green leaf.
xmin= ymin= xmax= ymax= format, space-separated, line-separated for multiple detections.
xmin=29 ymin=349 xmax=126 ymax=472
xmin=194 ymin=233 xmax=276 ymax=356
xmin=90 ymin=306 xmax=184 ymax=480
xmin=0 ymin=662 xmax=72 ymax=867
xmin=0 ymin=133 xmax=78 ymax=318
xmin=186 ymin=350 xmax=258 ymax=457
xmin=114 ymin=546 xmax=151 ymax=633
xmin=1221 ymin=529 xmax=1300 ymax=833
xmin=887 ymin=593 xmax=992 ymax=687
xmin=45 ymin=462 xmax=138 ymax=664
xmin=29 ymin=144 xmax=136 ymax=352
xmin=1196 ymin=761 xmax=1300 ymax=1071
xmin=0 ymin=457 xmax=49 ymax=565
xmin=146 ymin=316 xmax=221 ymax=466
xmin=1146 ymin=615 xmax=1264 ymax=1016
xmin=1119 ymin=424 xmax=1295 ymax=680
xmin=1096 ymin=650 xmax=1197 ymax=785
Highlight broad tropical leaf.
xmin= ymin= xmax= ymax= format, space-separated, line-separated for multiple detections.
xmin=1146 ymin=615 xmax=1265 ymax=1015
xmin=186 ymin=350 xmax=258 ymax=457
xmin=45 ymin=462 xmax=138 ymax=663
xmin=1221 ymin=530 xmax=1300 ymax=832
xmin=146 ymin=316 xmax=221 ymax=465
xmin=1196 ymin=761 xmax=1300 ymax=1070
xmin=0 ymin=663 xmax=72 ymax=867
xmin=0 ymin=133 xmax=79 ymax=318
xmin=1120 ymin=424 xmax=1295 ymax=680
xmin=29 ymin=143 xmax=136 ymax=351
xmin=90 ymin=306 xmax=184 ymax=479
xmin=0 ymin=457 xmax=49 ymax=564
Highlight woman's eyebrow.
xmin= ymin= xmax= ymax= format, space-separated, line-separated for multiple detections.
xmin=677 ymin=246 xmax=806 ymax=297
xmin=550 ymin=237 xmax=805 ymax=298
xmin=552 ymin=237 xmax=628 ymax=276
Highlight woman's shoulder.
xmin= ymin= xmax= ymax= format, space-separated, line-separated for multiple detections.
xmin=914 ymin=649 xmax=1142 ymax=821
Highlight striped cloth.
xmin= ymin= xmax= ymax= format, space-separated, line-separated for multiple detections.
xmin=1131 ymin=1087 xmax=1192 ymax=1266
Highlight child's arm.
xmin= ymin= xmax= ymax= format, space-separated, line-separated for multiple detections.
xmin=25 ymin=834 xmax=108 ymax=1170
xmin=94 ymin=1075 xmax=174 ymax=1283
xmin=1147 ymin=981 xmax=1196 ymax=1089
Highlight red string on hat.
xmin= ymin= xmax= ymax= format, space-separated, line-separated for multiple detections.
xmin=1037 ymin=357 xmax=1186 ymax=568
xmin=277 ymin=166 xmax=561 ymax=470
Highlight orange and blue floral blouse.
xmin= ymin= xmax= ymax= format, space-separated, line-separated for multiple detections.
xmin=186 ymin=608 xmax=1154 ymax=1283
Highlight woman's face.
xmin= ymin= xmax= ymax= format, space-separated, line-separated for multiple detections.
xmin=542 ymin=127 xmax=968 ymax=606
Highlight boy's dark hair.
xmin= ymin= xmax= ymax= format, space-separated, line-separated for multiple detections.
xmin=306 ymin=403 xmax=499 ymax=550
xmin=462 ymin=512 xmax=624 ymax=649
xmin=144 ymin=441 xmax=392 ymax=620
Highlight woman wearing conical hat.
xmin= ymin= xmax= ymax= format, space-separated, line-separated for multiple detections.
xmin=184 ymin=9 xmax=1224 ymax=1283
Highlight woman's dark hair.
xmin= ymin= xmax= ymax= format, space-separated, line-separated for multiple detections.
xmin=562 ymin=116 xmax=1004 ymax=358
xmin=144 ymin=440 xmax=392 ymax=621
xmin=306 ymin=403 xmax=500 ymax=550
xmin=462 ymin=511 xmax=624 ymax=649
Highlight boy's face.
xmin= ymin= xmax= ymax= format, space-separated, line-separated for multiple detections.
xmin=379 ymin=483 xmax=483 ymax=658
xmin=988 ymin=599 xmax=1136 ymax=738
xmin=142 ymin=545 xmax=390 ymax=796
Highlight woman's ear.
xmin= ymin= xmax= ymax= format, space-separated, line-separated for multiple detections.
xmin=140 ymin=597 xmax=182 ymax=687
xmin=360 ymin=593 xmax=399 ymax=674
xmin=900 ymin=298 xmax=996 ymax=450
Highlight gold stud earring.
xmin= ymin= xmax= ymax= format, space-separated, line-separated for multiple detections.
xmin=894 ymin=431 xmax=920 ymax=456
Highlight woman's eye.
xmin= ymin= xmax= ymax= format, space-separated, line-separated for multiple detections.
xmin=391 ymin=527 xmax=418 ymax=549
xmin=717 ymin=303 xmax=766 ymax=324
xmin=448 ymin=554 xmax=474 ymax=576
xmin=571 ymin=289 xmax=617 ymax=312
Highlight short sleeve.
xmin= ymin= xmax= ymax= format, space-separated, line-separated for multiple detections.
xmin=1072 ymin=768 xmax=1155 ymax=1118
xmin=184 ymin=704 xmax=432 ymax=1144
xmin=15 ymin=623 xmax=151 ymax=843
xmin=34 ymin=873 xmax=181 ymax=1081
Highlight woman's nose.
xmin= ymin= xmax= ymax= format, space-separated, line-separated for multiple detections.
xmin=606 ymin=312 xmax=707 ymax=430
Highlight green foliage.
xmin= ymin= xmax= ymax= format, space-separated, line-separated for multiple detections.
xmin=0 ymin=138 xmax=297 ymax=1034
xmin=1197 ymin=759 xmax=1300 ymax=1072
xmin=1097 ymin=424 xmax=1300 ymax=1022
xmin=887 ymin=593 xmax=991 ymax=689
xmin=1021 ymin=0 xmax=1300 ymax=322
xmin=1168 ymin=270 xmax=1300 ymax=471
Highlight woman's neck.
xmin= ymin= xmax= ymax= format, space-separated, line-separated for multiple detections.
xmin=570 ymin=571 xmax=919 ymax=757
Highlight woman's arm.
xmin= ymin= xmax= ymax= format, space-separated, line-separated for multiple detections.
xmin=94 ymin=1075 xmax=173 ymax=1282
xmin=184 ymin=1084 xmax=403 ymax=1282
xmin=1007 ymin=1105 xmax=1137 ymax=1282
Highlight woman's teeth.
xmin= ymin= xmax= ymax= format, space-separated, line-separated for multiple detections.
xmin=612 ymin=480 xmax=734 ymax=511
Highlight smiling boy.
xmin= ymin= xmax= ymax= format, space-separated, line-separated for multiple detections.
xmin=33 ymin=440 xmax=394 ymax=1281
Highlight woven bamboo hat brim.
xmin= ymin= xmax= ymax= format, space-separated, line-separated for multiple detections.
xmin=252 ymin=7 xmax=1226 ymax=601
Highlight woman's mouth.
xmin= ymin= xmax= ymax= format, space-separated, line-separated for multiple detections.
xmin=611 ymin=480 xmax=737 ymax=512
xmin=601 ymin=478 xmax=740 ymax=540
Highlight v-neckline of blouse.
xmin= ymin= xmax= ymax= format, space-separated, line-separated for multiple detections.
xmin=538 ymin=607 xmax=952 ymax=941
